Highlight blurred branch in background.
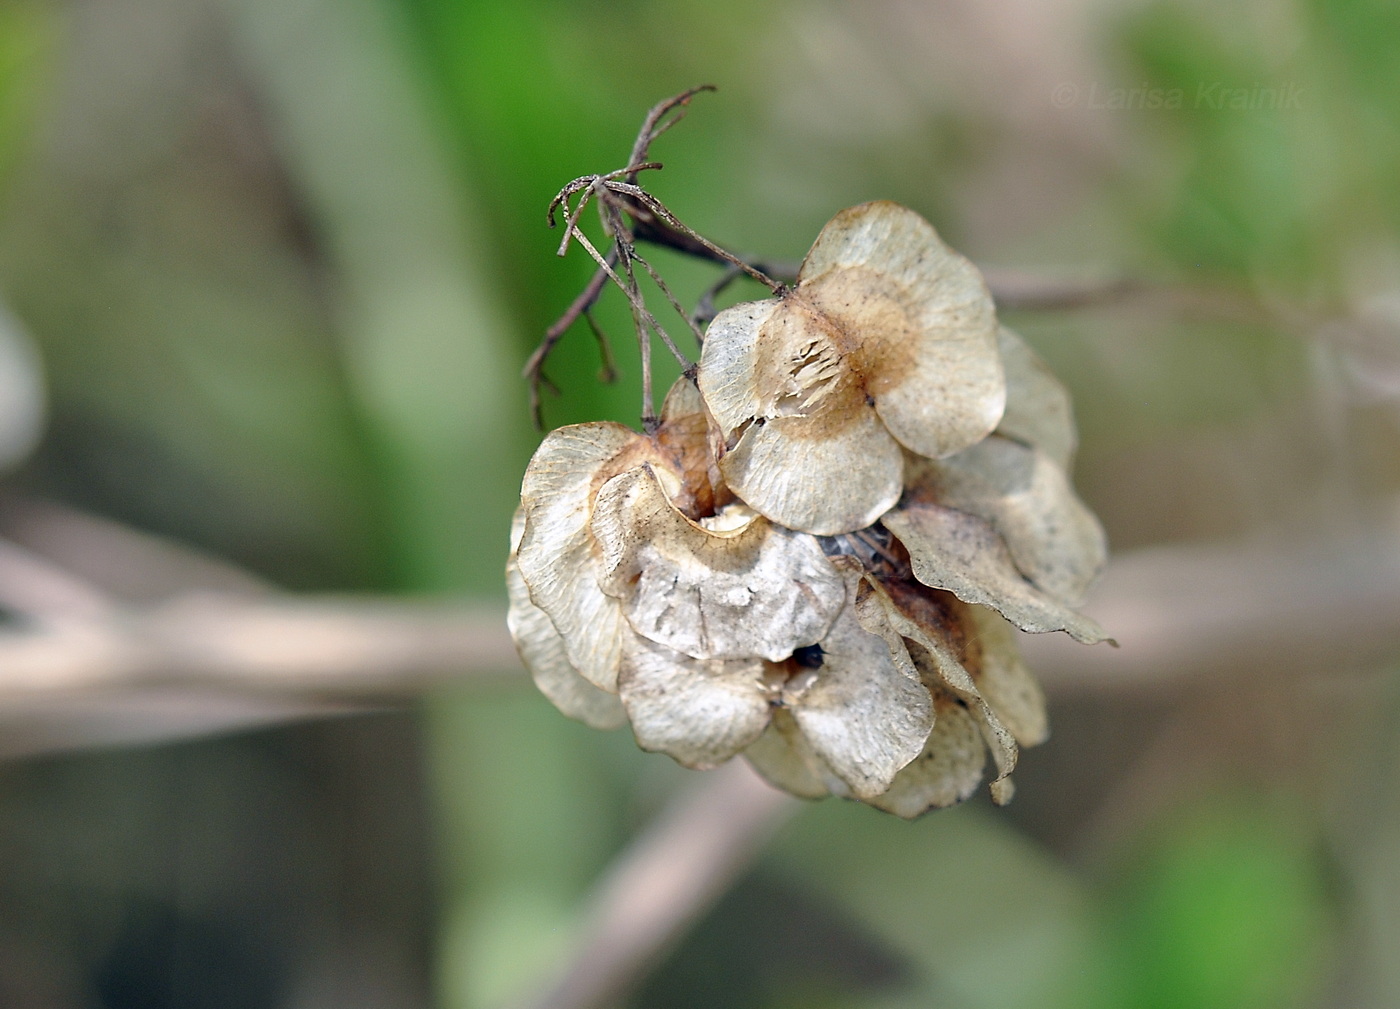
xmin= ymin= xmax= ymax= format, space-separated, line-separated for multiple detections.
xmin=508 ymin=761 xmax=795 ymax=1009
xmin=0 ymin=499 xmax=514 ymax=757
xmin=2 ymin=491 xmax=1398 ymax=750
xmin=1020 ymin=505 xmax=1400 ymax=695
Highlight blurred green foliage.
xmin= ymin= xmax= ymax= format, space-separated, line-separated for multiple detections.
xmin=1119 ymin=4 xmax=1314 ymax=281
xmin=0 ymin=0 xmax=57 ymax=186
xmin=1119 ymin=0 xmax=1400 ymax=292
xmin=1099 ymin=802 xmax=1331 ymax=1009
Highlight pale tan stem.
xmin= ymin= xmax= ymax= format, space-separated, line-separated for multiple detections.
xmin=506 ymin=761 xmax=797 ymax=1009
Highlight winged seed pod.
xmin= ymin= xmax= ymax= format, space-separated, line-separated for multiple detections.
xmin=697 ymin=201 xmax=1005 ymax=536
xmin=511 ymin=194 xmax=1108 ymax=818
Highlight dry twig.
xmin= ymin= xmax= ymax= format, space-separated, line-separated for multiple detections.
xmin=527 ymin=87 xmax=787 ymax=427
xmin=1020 ymin=516 xmax=1400 ymax=696
xmin=506 ymin=760 xmax=797 ymax=1009
xmin=6 ymin=498 xmax=1400 ymax=754
xmin=0 ymin=499 xmax=515 ymax=756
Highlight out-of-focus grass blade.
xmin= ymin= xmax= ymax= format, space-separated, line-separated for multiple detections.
xmin=219 ymin=5 xmax=635 ymax=1009
xmin=226 ymin=0 xmax=521 ymax=594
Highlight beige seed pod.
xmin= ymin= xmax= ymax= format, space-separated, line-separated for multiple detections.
xmin=698 ymin=201 xmax=1006 ymax=536
xmin=905 ymin=435 xmax=1108 ymax=607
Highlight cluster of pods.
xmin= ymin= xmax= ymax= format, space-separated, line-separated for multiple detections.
xmin=509 ymin=202 xmax=1107 ymax=817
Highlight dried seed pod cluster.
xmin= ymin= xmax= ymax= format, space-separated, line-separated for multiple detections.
xmin=509 ymin=201 xmax=1108 ymax=817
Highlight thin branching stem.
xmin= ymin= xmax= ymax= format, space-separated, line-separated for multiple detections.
xmin=529 ymin=85 xmax=780 ymax=426
xmin=611 ymin=185 xmax=785 ymax=294
xmin=582 ymin=310 xmax=617 ymax=383
xmin=632 ymin=247 xmax=705 ymax=347
xmin=555 ymin=188 xmax=595 ymax=257
xmin=619 ymin=253 xmax=655 ymax=427
xmin=641 ymin=298 xmax=695 ymax=371
xmin=570 ymin=226 xmax=690 ymax=374
xmin=598 ymin=196 xmax=695 ymax=390
xmin=626 ymin=85 xmax=715 ymax=181
xmin=523 ymin=251 xmax=616 ymax=427
xmin=567 ymin=223 xmax=686 ymax=426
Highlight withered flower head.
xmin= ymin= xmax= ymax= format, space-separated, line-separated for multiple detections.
xmin=511 ymin=104 xmax=1107 ymax=821
xmin=511 ymin=324 xmax=1104 ymax=815
xmin=697 ymin=201 xmax=1006 ymax=535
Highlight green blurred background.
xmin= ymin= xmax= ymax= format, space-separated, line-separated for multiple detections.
xmin=0 ymin=0 xmax=1398 ymax=1006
